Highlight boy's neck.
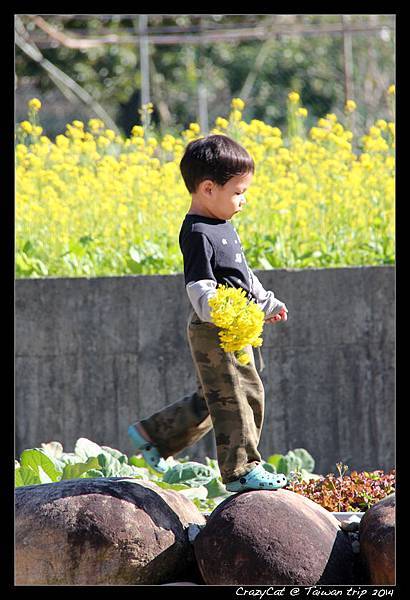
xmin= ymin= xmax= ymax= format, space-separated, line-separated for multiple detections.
xmin=187 ymin=197 xmax=226 ymax=220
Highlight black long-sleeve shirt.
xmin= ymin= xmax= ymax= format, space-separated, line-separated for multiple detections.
xmin=179 ymin=213 xmax=285 ymax=322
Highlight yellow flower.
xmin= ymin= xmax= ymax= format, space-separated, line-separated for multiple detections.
xmin=208 ymin=285 xmax=265 ymax=354
xmin=88 ymin=118 xmax=104 ymax=132
xmin=20 ymin=121 xmax=33 ymax=134
xmin=388 ymin=84 xmax=395 ymax=95
xmin=369 ymin=126 xmax=381 ymax=138
xmin=296 ymin=107 xmax=308 ymax=118
xmin=32 ymin=126 xmax=43 ymax=136
xmin=56 ymin=134 xmax=69 ymax=148
xmin=97 ymin=136 xmax=110 ymax=148
xmin=230 ymin=109 xmax=242 ymax=122
xmin=73 ymin=120 xmax=84 ymax=129
xmin=237 ymin=351 xmax=250 ymax=365
xmin=376 ymin=119 xmax=387 ymax=130
xmin=332 ymin=123 xmax=344 ymax=136
xmin=345 ymin=100 xmax=357 ymax=113
xmin=288 ymin=91 xmax=300 ymax=103
xmin=141 ymin=102 xmax=154 ymax=114
xmin=131 ymin=125 xmax=144 ymax=137
xmin=231 ymin=98 xmax=245 ymax=111
xmin=215 ymin=117 xmax=229 ymax=129
xmin=189 ymin=123 xmax=201 ymax=134
xmin=318 ymin=118 xmax=331 ymax=129
xmin=105 ymin=129 xmax=116 ymax=141
xmin=28 ymin=98 xmax=42 ymax=111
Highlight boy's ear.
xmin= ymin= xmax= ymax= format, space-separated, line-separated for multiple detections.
xmin=199 ymin=179 xmax=214 ymax=197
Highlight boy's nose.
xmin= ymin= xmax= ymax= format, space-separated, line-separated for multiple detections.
xmin=239 ymin=195 xmax=246 ymax=205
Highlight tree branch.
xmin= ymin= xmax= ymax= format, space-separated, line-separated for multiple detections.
xmin=15 ymin=16 xmax=120 ymax=133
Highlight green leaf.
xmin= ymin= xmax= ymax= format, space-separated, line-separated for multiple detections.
xmin=204 ymin=477 xmax=229 ymax=499
xmin=41 ymin=441 xmax=63 ymax=459
xmin=101 ymin=445 xmax=128 ymax=464
xmin=74 ymin=438 xmax=105 ymax=461
xmin=262 ymin=462 xmax=277 ymax=473
xmin=129 ymin=455 xmax=146 ymax=468
xmin=20 ymin=449 xmax=62 ymax=482
xmin=154 ymin=481 xmax=191 ymax=491
xmin=62 ymin=456 xmax=101 ymax=480
xmin=96 ymin=452 xmax=138 ymax=477
xmin=178 ymin=485 xmax=208 ymax=502
xmin=163 ymin=461 xmax=216 ymax=487
xmin=79 ymin=235 xmax=94 ymax=246
xmin=79 ymin=469 xmax=104 ymax=478
xmin=97 ymin=452 xmax=123 ymax=476
xmin=204 ymin=457 xmax=220 ymax=475
xmin=266 ymin=453 xmax=282 ymax=468
xmin=118 ymin=463 xmax=146 ymax=477
xmin=293 ymin=448 xmax=315 ymax=473
xmin=38 ymin=466 xmax=53 ymax=484
xmin=129 ymin=245 xmax=142 ymax=263
xmin=258 ymin=256 xmax=274 ymax=269
xmin=15 ymin=466 xmax=40 ymax=487
xmin=59 ymin=452 xmax=84 ymax=466
xmin=23 ymin=240 xmax=35 ymax=255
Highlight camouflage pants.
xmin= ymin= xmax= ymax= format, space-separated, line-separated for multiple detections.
xmin=136 ymin=308 xmax=265 ymax=484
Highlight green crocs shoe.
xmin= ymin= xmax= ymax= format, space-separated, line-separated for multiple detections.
xmin=225 ymin=463 xmax=287 ymax=492
xmin=128 ymin=424 xmax=169 ymax=473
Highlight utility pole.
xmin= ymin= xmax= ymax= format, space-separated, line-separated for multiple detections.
xmin=198 ymin=16 xmax=209 ymax=134
xmin=341 ymin=14 xmax=354 ymax=104
xmin=139 ymin=14 xmax=150 ymax=106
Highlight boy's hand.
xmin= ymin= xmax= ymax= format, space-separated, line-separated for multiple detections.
xmin=265 ymin=306 xmax=288 ymax=324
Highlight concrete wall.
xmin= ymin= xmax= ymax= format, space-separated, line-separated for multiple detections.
xmin=15 ymin=267 xmax=395 ymax=475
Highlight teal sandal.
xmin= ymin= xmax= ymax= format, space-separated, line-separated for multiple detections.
xmin=225 ymin=463 xmax=287 ymax=492
xmin=128 ymin=424 xmax=169 ymax=473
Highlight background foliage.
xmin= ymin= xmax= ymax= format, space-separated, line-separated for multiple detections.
xmin=15 ymin=14 xmax=395 ymax=137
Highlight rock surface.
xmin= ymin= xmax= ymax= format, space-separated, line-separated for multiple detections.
xmin=15 ymin=477 xmax=205 ymax=585
xmin=161 ymin=582 xmax=199 ymax=585
xmin=194 ymin=488 xmax=355 ymax=585
xmin=359 ymin=493 xmax=395 ymax=584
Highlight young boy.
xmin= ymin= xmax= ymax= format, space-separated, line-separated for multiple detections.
xmin=128 ymin=134 xmax=288 ymax=492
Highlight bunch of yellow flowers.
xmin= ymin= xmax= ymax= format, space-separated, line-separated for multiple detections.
xmin=208 ymin=285 xmax=265 ymax=365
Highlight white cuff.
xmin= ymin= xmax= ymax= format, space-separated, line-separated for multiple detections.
xmin=251 ymin=271 xmax=286 ymax=317
xmin=186 ymin=279 xmax=218 ymax=323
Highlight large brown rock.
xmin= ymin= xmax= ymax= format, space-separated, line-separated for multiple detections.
xmin=194 ymin=489 xmax=355 ymax=585
xmin=15 ymin=477 xmax=206 ymax=585
xmin=359 ymin=493 xmax=395 ymax=584
xmin=161 ymin=582 xmax=199 ymax=585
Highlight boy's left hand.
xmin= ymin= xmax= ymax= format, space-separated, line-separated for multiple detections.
xmin=265 ymin=306 xmax=288 ymax=324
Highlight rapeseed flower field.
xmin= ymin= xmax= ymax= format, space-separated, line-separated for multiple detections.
xmin=15 ymin=91 xmax=395 ymax=278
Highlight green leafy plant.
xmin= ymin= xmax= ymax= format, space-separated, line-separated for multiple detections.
xmin=14 ymin=438 xmax=150 ymax=486
xmin=263 ymin=447 xmax=321 ymax=482
xmin=15 ymin=439 xmax=394 ymax=515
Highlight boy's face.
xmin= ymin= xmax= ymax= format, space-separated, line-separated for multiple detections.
xmin=200 ymin=172 xmax=253 ymax=220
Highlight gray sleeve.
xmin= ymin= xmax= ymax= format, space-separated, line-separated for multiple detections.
xmin=251 ymin=271 xmax=286 ymax=317
xmin=186 ymin=279 xmax=218 ymax=323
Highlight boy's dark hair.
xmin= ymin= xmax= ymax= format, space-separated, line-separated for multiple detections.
xmin=179 ymin=134 xmax=254 ymax=193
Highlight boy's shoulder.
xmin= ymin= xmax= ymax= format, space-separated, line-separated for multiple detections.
xmin=181 ymin=214 xmax=233 ymax=236
xmin=180 ymin=216 xmax=235 ymax=249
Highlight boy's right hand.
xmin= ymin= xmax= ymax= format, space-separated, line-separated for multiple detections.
xmin=265 ymin=306 xmax=288 ymax=324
